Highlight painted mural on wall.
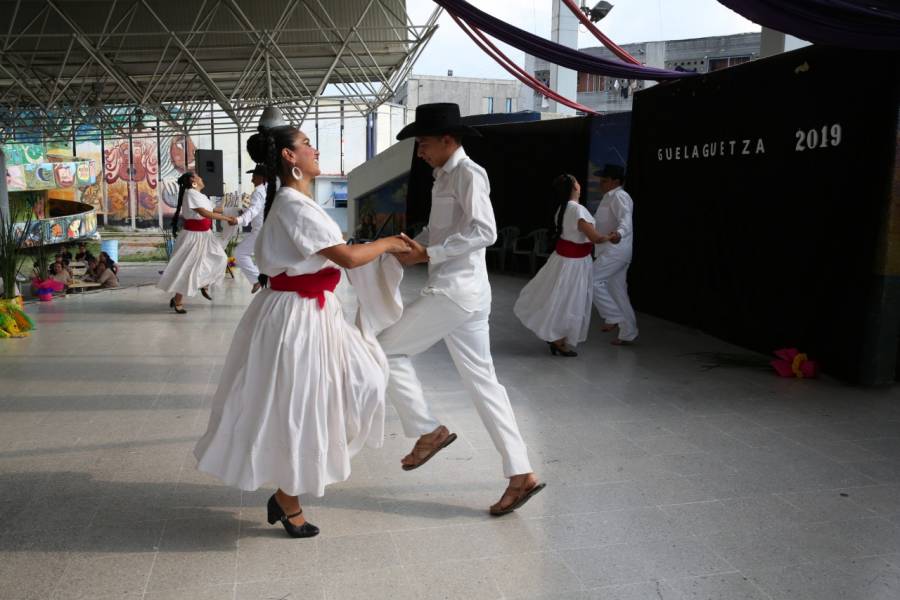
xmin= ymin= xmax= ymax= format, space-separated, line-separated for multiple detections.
xmin=14 ymin=209 xmax=99 ymax=248
xmin=3 ymin=143 xmax=98 ymax=192
xmin=101 ymin=133 xmax=202 ymax=225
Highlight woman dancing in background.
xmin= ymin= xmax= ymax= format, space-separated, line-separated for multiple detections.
xmin=514 ymin=174 xmax=612 ymax=357
xmin=157 ymin=172 xmax=235 ymax=314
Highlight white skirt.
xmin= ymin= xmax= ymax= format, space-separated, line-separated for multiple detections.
xmin=513 ymin=252 xmax=593 ymax=346
xmin=193 ymin=287 xmax=387 ymax=497
xmin=156 ymin=230 xmax=227 ymax=297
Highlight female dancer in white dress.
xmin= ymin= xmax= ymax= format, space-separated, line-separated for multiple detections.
xmin=194 ymin=125 xmax=410 ymax=538
xmin=513 ymin=174 xmax=611 ymax=357
xmin=157 ymin=172 xmax=236 ymax=313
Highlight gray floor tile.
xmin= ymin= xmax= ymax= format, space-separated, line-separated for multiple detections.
xmin=235 ymin=529 xmax=318 ymax=583
xmin=146 ymin=584 xmax=237 ymax=600
xmin=666 ymin=572 xmax=769 ymax=600
xmin=49 ymin=553 xmax=155 ymax=600
xmin=585 ymin=581 xmax=683 ymax=599
xmin=317 ymin=531 xmax=400 ymax=575
xmin=560 ymin=544 xmax=653 ymax=588
xmin=487 ymin=551 xmax=583 ymax=596
xmin=321 ymin=567 xmax=415 ymax=600
xmin=402 ymin=559 xmax=502 ymax=600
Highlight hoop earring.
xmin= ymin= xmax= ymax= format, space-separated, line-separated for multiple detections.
xmin=291 ymin=166 xmax=303 ymax=181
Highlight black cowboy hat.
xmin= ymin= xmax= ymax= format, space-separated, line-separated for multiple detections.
xmin=246 ymin=164 xmax=267 ymax=177
xmin=594 ymin=163 xmax=626 ymax=180
xmin=396 ymin=103 xmax=482 ymax=141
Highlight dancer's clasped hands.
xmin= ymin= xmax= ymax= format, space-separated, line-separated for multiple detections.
xmin=382 ymin=235 xmax=413 ymax=255
xmin=395 ymin=232 xmax=428 ymax=265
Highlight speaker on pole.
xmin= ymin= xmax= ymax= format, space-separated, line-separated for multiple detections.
xmin=194 ymin=149 xmax=224 ymax=197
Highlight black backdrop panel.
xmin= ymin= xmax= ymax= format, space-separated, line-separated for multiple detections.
xmin=405 ymin=118 xmax=592 ymax=235
xmin=627 ymin=45 xmax=899 ymax=382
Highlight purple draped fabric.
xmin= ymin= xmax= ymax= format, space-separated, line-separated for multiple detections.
xmin=433 ymin=0 xmax=693 ymax=80
xmin=718 ymin=0 xmax=900 ymax=50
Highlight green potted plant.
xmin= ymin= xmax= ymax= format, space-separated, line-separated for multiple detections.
xmin=0 ymin=206 xmax=35 ymax=337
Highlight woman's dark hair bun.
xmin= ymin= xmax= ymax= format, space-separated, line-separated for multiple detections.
xmin=246 ymin=131 xmax=268 ymax=164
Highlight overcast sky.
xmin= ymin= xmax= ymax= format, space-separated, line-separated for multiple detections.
xmin=406 ymin=0 xmax=761 ymax=79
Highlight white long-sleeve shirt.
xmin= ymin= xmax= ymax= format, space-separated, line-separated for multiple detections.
xmin=238 ymin=183 xmax=266 ymax=232
xmin=418 ymin=146 xmax=497 ymax=312
xmin=593 ymin=185 xmax=634 ymax=263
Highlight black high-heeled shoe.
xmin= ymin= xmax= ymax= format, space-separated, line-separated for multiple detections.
xmin=170 ymin=297 xmax=187 ymax=314
xmin=200 ymin=287 xmax=213 ymax=301
xmin=548 ymin=342 xmax=577 ymax=357
xmin=267 ymin=494 xmax=319 ymax=538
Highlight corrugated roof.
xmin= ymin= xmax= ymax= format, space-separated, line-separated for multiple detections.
xmin=0 ymin=0 xmax=440 ymax=139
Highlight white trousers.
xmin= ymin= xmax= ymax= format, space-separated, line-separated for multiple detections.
xmin=377 ymin=293 xmax=532 ymax=478
xmin=234 ymin=229 xmax=259 ymax=286
xmin=592 ymin=256 xmax=639 ymax=341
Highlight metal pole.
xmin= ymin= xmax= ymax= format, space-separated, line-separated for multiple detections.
xmin=237 ymin=129 xmax=242 ymax=195
xmin=72 ymin=118 xmax=77 ymax=155
xmin=156 ymin=116 xmax=163 ymax=230
xmin=209 ymin=102 xmax=215 ymax=150
xmin=340 ymin=99 xmax=345 ymax=175
xmin=128 ymin=111 xmax=136 ymax=230
xmin=315 ymin=100 xmax=319 ymax=148
xmin=100 ymin=128 xmax=106 ymax=227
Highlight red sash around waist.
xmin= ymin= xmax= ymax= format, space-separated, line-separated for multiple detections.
xmin=555 ymin=239 xmax=593 ymax=258
xmin=269 ymin=268 xmax=341 ymax=309
xmin=183 ymin=218 xmax=212 ymax=232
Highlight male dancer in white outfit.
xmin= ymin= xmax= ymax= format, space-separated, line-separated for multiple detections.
xmin=378 ymin=103 xmax=544 ymax=516
xmin=592 ymin=164 xmax=639 ymax=345
xmin=234 ymin=164 xmax=267 ymax=293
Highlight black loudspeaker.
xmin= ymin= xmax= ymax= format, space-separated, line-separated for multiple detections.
xmin=194 ymin=149 xmax=223 ymax=197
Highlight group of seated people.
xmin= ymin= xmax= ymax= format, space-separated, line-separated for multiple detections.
xmin=42 ymin=243 xmax=120 ymax=291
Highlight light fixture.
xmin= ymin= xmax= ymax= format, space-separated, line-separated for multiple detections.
xmin=580 ymin=1 xmax=613 ymax=22
xmin=259 ymin=106 xmax=287 ymax=129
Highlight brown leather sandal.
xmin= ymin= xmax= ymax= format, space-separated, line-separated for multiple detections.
xmin=401 ymin=426 xmax=458 ymax=471
xmin=489 ymin=480 xmax=547 ymax=516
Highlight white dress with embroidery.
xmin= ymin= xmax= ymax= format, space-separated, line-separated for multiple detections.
xmin=156 ymin=189 xmax=228 ymax=297
xmin=513 ymin=201 xmax=595 ymax=346
xmin=194 ymin=186 xmax=388 ymax=497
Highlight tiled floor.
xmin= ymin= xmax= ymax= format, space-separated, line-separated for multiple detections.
xmin=1 ymin=264 xmax=898 ymax=600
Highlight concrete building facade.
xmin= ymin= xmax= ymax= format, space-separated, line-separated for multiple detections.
xmin=393 ymin=73 xmax=524 ymax=116
xmin=525 ymin=32 xmax=761 ymax=114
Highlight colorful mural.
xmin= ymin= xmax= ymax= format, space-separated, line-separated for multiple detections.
xmin=101 ymin=133 xmax=204 ymax=225
xmin=74 ymin=141 xmax=104 ymax=212
xmin=6 ymin=131 xmax=208 ymax=229
xmin=14 ymin=208 xmax=98 ymax=248
xmin=4 ymin=155 xmax=97 ymax=193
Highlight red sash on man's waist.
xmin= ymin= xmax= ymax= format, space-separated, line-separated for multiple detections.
xmin=555 ymin=239 xmax=593 ymax=258
xmin=183 ymin=218 xmax=212 ymax=232
xmin=269 ymin=268 xmax=341 ymax=309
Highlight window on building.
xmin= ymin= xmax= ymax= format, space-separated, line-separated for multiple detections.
xmin=505 ymin=98 xmax=513 ymax=113
xmin=482 ymin=96 xmax=494 ymax=114
xmin=577 ymin=72 xmax=605 ymax=93
xmin=709 ymin=55 xmax=753 ymax=72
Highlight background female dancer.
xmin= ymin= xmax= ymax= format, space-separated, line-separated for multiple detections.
xmin=157 ymin=172 xmax=236 ymax=314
